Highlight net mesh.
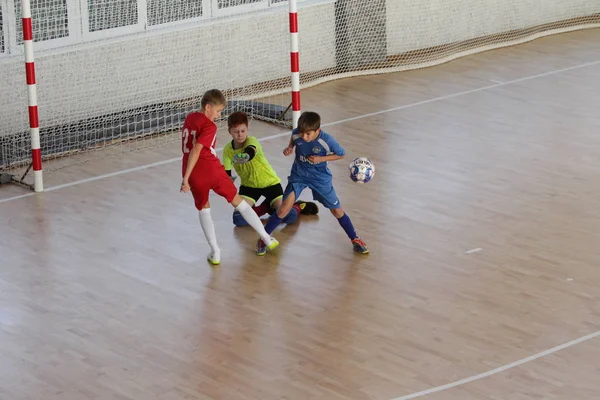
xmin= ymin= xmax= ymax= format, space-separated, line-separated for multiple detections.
xmin=1 ymin=0 xmax=599 ymax=183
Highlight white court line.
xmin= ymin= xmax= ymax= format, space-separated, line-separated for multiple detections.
xmin=391 ymin=330 xmax=600 ymax=400
xmin=2 ymin=58 xmax=600 ymax=205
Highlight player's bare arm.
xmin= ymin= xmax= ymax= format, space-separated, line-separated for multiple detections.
xmin=308 ymin=154 xmax=344 ymax=164
xmin=283 ymin=137 xmax=294 ymax=156
xmin=223 ymin=149 xmax=236 ymax=182
xmin=181 ymin=142 xmax=204 ymax=192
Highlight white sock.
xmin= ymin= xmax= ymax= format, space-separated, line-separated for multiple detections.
xmin=198 ymin=209 xmax=220 ymax=257
xmin=235 ymin=201 xmax=273 ymax=243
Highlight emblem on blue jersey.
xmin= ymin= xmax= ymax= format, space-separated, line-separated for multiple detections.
xmin=312 ymin=146 xmax=321 ymax=154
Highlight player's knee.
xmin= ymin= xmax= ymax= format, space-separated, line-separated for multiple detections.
xmin=281 ymin=206 xmax=299 ymax=224
xmin=276 ymin=202 xmax=293 ymax=218
xmin=276 ymin=206 xmax=290 ymax=219
xmin=330 ymin=207 xmax=344 ymax=218
xmin=230 ymin=193 xmax=243 ymax=207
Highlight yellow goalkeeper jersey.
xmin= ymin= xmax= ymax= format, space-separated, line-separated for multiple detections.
xmin=222 ymin=136 xmax=281 ymax=189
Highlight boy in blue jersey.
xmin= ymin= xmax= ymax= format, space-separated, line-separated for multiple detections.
xmin=254 ymin=111 xmax=369 ymax=255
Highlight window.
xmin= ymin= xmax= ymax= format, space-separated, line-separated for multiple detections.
xmin=15 ymin=0 xmax=70 ymax=44
xmin=217 ymin=0 xmax=262 ymax=8
xmin=1 ymin=0 xmax=309 ymax=54
xmin=212 ymin=0 xmax=268 ymax=17
xmin=87 ymin=0 xmax=138 ymax=32
xmin=147 ymin=0 xmax=203 ymax=26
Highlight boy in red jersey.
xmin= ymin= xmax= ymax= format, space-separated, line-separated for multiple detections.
xmin=180 ymin=89 xmax=279 ymax=265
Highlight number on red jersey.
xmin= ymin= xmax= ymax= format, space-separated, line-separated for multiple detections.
xmin=182 ymin=128 xmax=196 ymax=154
xmin=181 ymin=112 xmax=218 ymax=158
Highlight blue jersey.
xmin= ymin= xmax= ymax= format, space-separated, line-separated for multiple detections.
xmin=289 ymin=129 xmax=346 ymax=185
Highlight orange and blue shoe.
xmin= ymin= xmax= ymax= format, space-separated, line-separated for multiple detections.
xmin=351 ymin=238 xmax=369 ymax=254
xmin=255 ymin=237 xmax=279 ymax=256
xmin=294 ymin=200 xmax=319 ymax=215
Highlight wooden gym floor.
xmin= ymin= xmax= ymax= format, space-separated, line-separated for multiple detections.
xmin=2 ymin=28 xmax=600 ymax=399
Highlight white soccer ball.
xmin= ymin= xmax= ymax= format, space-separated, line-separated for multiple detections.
xmin=348 ymin=157 xmax=375 ymax=184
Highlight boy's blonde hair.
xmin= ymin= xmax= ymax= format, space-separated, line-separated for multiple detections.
xmin=201 ymin=89 xmax=226 ymax=109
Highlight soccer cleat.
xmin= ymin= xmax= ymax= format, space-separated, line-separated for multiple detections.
xmin=351 ymin=238 xmax=369 ymax=254
xmin=294 ymin=200 xmax=319 ymax=215
xmin=255 ymin=237 xmax=279 ymax=256
xmin=267 ymin=237 xmax=279 ymax=251
xmin=207 ymin=252 xmax=221 ymax=265
xmin=232 ymin=210 xmax=249 ymax=227
xmin=255 ymin=239 xmax=267 ymax=256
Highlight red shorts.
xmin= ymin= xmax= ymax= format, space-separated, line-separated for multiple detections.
xmin=183 ymin=160 xmax=237 ymax=210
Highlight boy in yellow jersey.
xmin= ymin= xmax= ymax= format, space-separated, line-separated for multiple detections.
xmin=223 ymin=112 xmax=318 ymax=229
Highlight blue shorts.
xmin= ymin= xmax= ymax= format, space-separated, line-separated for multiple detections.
xmin=283 ymin=179 xmax=341 ymax=209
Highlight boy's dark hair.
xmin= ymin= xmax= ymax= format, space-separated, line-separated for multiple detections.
xmin=297 ymin=111 xmax=321 ymax=133
xmin=201 ymin=89 xmax=226 ymax=109
xmin=227 ymin=111 xmax=249 ymax=130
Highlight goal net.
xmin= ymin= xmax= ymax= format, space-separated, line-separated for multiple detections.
xmin=1 ymin=0 xmax=599 ymax=187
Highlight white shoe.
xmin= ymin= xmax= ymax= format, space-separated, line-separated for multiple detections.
xmin=207 ymin=252 xmax=220 ymax=265
xmin=266 ymin=237 xmax=279 ymax=251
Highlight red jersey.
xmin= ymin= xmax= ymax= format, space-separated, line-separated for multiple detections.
xmin=180 ymin=112 xmax=237 ymax=209
xmin=181 ymin=112 xmax=221 ymax=173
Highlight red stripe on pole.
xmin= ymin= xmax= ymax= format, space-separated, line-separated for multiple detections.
xmin=32 ymin=148 xmax=42 ymax=171
xmin=290 ymin=52 xmax=299 ymax=73
xmin=289 ymin=13 xmax=298 ymax=33
xmin=25 ymin=62 xmax=36 ymax=84
xmin=23 ymin=18 xmax=33 ymax=41
xmin=292 ymin=92 xmax=300 ymax=111
xmin=28 ymin=106 xmax=39 ymax=128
